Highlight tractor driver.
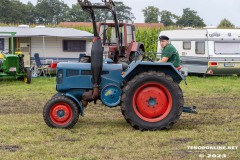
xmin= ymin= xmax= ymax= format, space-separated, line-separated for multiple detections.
xmin=158 ymin=35 xmax=180 ymax=68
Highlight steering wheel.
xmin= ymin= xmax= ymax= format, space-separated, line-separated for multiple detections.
xmin=134 ymin=51 xmax=154 ymax=62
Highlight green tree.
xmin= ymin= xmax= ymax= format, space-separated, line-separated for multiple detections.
xmin=176 ymin=8 xmax=205 ymax=27
xmin=67 ymin=4 xmax=90 ymax=22
xmin=0 ymin=0 xmax=30 ymax=24
xmin=0 ymin=0 xmax=12 ymax=23
xmin=142 ymin=6 xmax=160 ymax=23
xmin=35 ymin=0 xmax=70 ymax=24
xmin=23 ymin=2 xmax=36 ymax=24
xmin=159 ymin=10 xmax=179 ymax=26
xmin=94 ymin=1 xmax=135 ymax=22
xmin=68 ymin=1 xmax=134 ymax=22
xmin=114 ymin=1 xmax=135 ymax=22
xmin=218 ymin=18 xmax=235 ymax=28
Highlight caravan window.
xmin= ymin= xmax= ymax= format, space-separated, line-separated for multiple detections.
xmin=215 ymin=42 xmax=240 ymax=54
xmin=183 ymin=42 xmax=191 ymax=50
xmin=0 ymin=38 xmax=4 ymax=51
xmin=63 ymin=40 xmax=86 ymax=52
xmin=196 ymin=42 xmax=205 ymax=54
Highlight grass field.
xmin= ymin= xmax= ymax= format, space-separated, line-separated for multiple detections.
xmin=0 ymin=76 xmax=239 ymax=160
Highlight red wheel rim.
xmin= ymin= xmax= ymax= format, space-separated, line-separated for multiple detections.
xmin=132 ymin=82 xmax=172 ymax=122
xmin=49 ymin=102 xmax=73 ymax=126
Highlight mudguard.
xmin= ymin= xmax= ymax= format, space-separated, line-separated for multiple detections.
xmin=65 ymin=93 xmax=84 ymax=116
xmin=122 ymin=61 xmax=185 ymax=83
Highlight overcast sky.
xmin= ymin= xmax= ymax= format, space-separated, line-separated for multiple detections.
xmin=20 ymin=0 xmax=240 ymax=27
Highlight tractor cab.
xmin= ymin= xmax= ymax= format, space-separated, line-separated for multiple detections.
xmin=77 ymin=0 xmax=144 ymax=64
xmin=99 ymin=21 xmax=137 ymax=62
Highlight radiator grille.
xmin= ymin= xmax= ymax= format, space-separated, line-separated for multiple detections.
xmin=66 ymin=69 xmax=79 ymax=77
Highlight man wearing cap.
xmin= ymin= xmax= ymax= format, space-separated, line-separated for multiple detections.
xmin=158 ymin=35 xmax=180 ymax=68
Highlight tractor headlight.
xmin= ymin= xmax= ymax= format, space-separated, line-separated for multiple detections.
xmin=57 ymin=69 xmax=63 ymax=84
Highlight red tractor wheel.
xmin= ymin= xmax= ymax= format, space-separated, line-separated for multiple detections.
xmin=121 ymin=71 xmax=183 ymax=130
xmin=43 ymin=95 xmax=79 ymax=128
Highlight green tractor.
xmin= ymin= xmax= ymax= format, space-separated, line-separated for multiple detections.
xmin=0 ymin=32 xmax=31 ymax=84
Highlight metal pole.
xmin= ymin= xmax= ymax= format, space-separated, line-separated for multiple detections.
xmin=43 ymin=36 xmax=45 ymax=58
xmin=0 ymin=32 xmax=16 ymax=54
xmin=11 ymin=34 xmax=14 ymax=54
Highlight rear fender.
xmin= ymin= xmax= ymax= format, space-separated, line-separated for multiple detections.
xmin=122 ymin=61 xmax=184 ymax=83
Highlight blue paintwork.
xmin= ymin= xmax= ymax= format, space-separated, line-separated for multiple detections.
xmin=65 ymin=92 xmax=84 ymax=116
xmin=122 ymin=61 xmax=185 ymax=82
xmin=57 ymin=62 xmax=123 ymax=91
xmin=55 ymin=60 xmax=185 ymax=115
xmin=57 ymin=110 xmax=65 ymax=117
xmin=148 ymin=97 xmax=157 ymax=107
xmin=183 ymin=106 xmax=197 ymax=114
xmin=100 ymin=84 xmax=121 ymax=107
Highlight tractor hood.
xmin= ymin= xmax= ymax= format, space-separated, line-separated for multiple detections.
xmin=56 ymin=62 xmax=123 ymax=92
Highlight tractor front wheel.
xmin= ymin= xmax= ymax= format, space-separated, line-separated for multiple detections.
xmin=43 ymin=95 xmax=79 ymax=129
xmin=121 ymin=71 xmax=183 ymax=130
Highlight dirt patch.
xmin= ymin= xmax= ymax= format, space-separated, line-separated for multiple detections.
xmin=205 ymin=141 xmax=227 ymax=145
xmin=0 ymin=146 xmax=20 ymax=152
xmin=89 ymin=145 xmax=116 ymax=150
xmin=174 ymin=150 xmax=194 ymax=159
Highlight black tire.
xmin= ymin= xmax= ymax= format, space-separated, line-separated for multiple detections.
xmin=121 ymin=71 xmax=183 ymax=131
xmin=51 ymin=93 xmax=62 ymax=99
xmin=19 ymin=57 xmax=24 ymax=72
xmin=25 ymin=67 xmax=31 ymax=84
xmin=43 ymin=95 xmax=79 ymax=129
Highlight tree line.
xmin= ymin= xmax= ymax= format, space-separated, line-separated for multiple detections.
xmin=0 ymin=0 xmax=134 ymax=24
xmin=0 ymin=0 xmax=236 ymax=28
xmin=142 ymin=6 xmax=235 ymax=28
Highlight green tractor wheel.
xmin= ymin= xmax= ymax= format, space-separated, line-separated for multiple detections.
xmin=24 ymin=67 xmax=31 ymax=84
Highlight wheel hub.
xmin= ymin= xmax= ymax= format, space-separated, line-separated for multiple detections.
xmin=135 ymin=85 xmax=169 ymax=119
xmin=50 ymin=103 xmax=72 ymax=124
xmin=57 ymin=110 xmax=65 ymax=118
xmin=147 ymin=97 xmax=157 ymax=107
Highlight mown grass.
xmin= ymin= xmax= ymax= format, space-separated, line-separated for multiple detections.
xmin=0 ymin=76 xmax=239 ymax=160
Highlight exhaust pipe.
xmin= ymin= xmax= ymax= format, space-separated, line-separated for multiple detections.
xmin=91 ymin=37 xmax=103 ymax=100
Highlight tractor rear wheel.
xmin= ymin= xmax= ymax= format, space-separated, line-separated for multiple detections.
xmin=43 ymin=95 xmax=79 ymax=129
xmin=121 ymin=71 xmax=183 ymax=131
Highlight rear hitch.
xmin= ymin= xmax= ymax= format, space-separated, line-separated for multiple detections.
xmin=183 ymin=106 xmax=197 ymax=114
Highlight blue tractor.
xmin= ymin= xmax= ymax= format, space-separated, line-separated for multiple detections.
xmin=43 ymin=0 xmax=194 ymax=130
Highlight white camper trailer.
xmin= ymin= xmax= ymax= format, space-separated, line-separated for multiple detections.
xmin=157 ymin=29 xmax=240 ymax=75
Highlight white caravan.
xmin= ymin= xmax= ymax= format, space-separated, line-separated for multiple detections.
xmin=157 ymin=29 xmax=240 ymax=75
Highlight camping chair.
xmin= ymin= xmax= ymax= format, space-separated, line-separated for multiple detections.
xmin=34 ymin=53 xmax=51 ymax=77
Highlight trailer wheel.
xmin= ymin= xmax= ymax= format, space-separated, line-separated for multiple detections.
xmin=24 ymin=67 xmax=31 ymax=84
xmin=43 ymin=95 xmax=79 ymax=129
xmin=121 ymin=71 xmax=183 ymax=131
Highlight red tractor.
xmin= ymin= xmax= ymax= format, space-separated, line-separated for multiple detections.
xmin=79 ymin=0 xmax=144 ymax=63
xmin=99 ymin=21 xmax=144 ymax=63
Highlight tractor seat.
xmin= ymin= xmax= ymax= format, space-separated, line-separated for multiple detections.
xmin=176 ymin=66 xmax=182 ymax=70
